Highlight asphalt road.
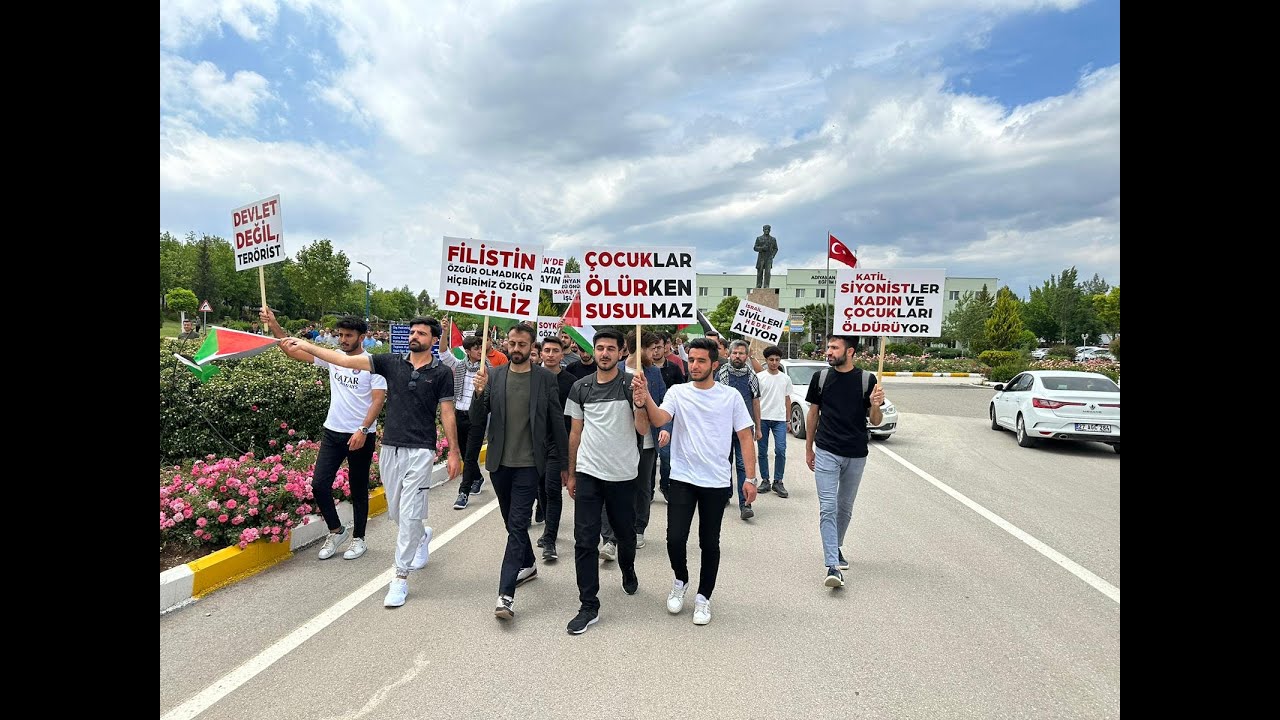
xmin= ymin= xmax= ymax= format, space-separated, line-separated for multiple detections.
xmin=160 ymin=378 xmax=1120 ymax=720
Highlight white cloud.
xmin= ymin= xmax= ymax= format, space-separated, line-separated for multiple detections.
xmin=159 ymin=0 xmax=282 ymax=50
xmin=161 ymin=53 xmax=275 ymax=126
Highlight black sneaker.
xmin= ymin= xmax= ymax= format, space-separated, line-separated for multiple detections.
xmin=773 ymin=481 xmax=789 ymax=498
xmin=740 ymin=504 xmax=754 ymax=520
xmin=567 ymin=609 xmax=599 ymax=635
xmin=471 ymin=478 xmax=484 ymax=495
xmin=542 ymin=542 xmax=558 ymax=562
xmin=824 ymin=567 xmax=845 ymax=588
xmin=622 ymin=567 xmax=639 ymax=595
xmin=758 ymin=480 xmax=772 ymax=494
xmin=453 ymin=493 xmax=469 ymax=510
xmin=495 ymin=595 xmax=514 ymax=620
xmin=536 ymin=536 xmax=545 ymax=548
xmin=838 ymin=550 xmax=850 ymax=570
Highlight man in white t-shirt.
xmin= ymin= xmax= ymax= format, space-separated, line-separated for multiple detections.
xmin=755 ymin=345 xmax=791 ymax=498
xmin=632 ymin=338 xmax=757 ymax=626
xmin=263 ymin=310 xmax=388 ymax=561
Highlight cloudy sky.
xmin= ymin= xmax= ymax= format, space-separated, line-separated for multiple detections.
xmin=160 ymin=0 xmax=1119 ymax=299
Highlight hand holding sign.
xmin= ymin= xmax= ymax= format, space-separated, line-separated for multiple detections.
xmin=473 ymin=364 xmax=489 ymax=395
xmin=870 ymin=384 xmax=885 ymax=407
xmin=631 ymin=372 xmax=648 ymax=407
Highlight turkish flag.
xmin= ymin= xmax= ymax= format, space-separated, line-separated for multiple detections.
xmin=828 ymin=234 xmax=857 ymax=268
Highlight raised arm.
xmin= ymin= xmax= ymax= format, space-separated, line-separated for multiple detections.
xmin=280 ymin=337 xmax=373 ymax=372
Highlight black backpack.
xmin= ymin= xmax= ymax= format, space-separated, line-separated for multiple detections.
xmin=816 ymin=367 xmax=874 ymax=416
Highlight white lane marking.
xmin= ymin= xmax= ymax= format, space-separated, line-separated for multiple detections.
xmin=161 ymin=499 xmax=501 ymax=720
xmin=873 ymin=443 xmax=1120 ymax=604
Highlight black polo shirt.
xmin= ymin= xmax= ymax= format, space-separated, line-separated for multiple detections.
xmin=370 ymin=353 xmax=454 ymax=449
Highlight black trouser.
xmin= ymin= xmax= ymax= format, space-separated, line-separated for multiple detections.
xmin=456 ymin=409 xmax=484 ymax=494
xmin=574 ymin=472 xmax=637 ymax=612
xmin=313 ymin=428 xmax=376 ymax=538
xmin=602 ymin=448 xmax=657 ymax=541
xmin=492 ymin=466 xmax=539 ymax=597
xmin=539 ymin=455 xmax=564 ymax=545
xmin=666 ymin=479 xmax=733 ymax=599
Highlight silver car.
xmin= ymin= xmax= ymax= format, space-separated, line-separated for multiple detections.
xmin=781 ymin=359 xmax=899 ymax=441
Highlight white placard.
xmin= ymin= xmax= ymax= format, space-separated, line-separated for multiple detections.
xmin=440 ymin=237 xmax=542 ymax=321
xmin=553 ymin=273 xmax=581 ymax=304
xmin=537 ymin=315 xmax=562 ymax=340
xmin=540 ymin=255 xmax=566 ymax=289
xmin=580 ymin=248 xmax=697 ymax=324
xmin=730 ymin=299 xmax=788 ymax=345
xmin=834 ymin=268 xmax=946 ymax=337
xmin=232 ymin=194 xmax=285 ymax=271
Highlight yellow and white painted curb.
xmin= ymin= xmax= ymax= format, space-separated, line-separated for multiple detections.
xmin=160 ymin=446 xmax=487 ymax=614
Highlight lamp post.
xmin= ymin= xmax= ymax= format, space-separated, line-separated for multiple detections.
xmin=356 ymin=261 xmax=371 ymax=324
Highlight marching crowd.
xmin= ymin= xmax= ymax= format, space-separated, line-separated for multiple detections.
xmin=265 ymin=309 xmax=884 ymax=635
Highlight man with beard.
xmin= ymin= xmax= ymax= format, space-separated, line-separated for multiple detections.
xmin=716 ymin=340 xmax=763 ymax=520
xmin=469 ymin=324 xmax=569 ymax=620
xmin=563 ymin=329 xmax=650 ymax=635
xmin=262 ymin=310 xmax=387 ymax=561
xmin=804 ymin=336 xmax=885 ymax=589
xmin=282 ymin=317 xmax=462 ymax=608
xmin=534 ymin=335 xmax=577 ymax=562
xmin=632 ymin=338 xmax=756 ymax=626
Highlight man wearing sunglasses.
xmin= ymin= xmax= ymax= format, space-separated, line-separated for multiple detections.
xmin=283 ymin=316 xmax=462 ymax=609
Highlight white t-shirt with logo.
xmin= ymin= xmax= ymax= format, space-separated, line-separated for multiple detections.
xmin=660 ymin=382 xmax=754 ymax=489
xmin=757 ymin=370 xmax=791 ymax=422
xmin=313 ymin=354 xmax=388 ymax=433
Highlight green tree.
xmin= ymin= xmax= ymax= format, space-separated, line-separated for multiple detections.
xmin=416 ymin=290 xmax=437 ymax=317
xmin=283 ymin=239 xmax=351 ymax=318
xmin=706 ymin=296 xmax=741 ymax=338
xmin=565 ymin=256 xmax=580 ymax=273
xmin=166 ymin=288 xmax=199 ymax=314
xmin=1081 ymin=273 xmax=1110 ymax=296
xmin=793 ymin=303 xmax=830 ymax=340
xmin=538 ymin=289 xmax=559 ymax=317
xmin=373 ymin=286 xmax=418 ymax=320
xmin=984 ymin=286 xmax=1025 ymax=351
xmin=942 ymin=285 xmax=994 ymax=352
xmin=193 ymin=236 xmax=217 ymax=310
xmin=1094 ymin=286 xmax=1120 ymax=337
xmin=160 ymin=232 xmax=185 ymax=296
xmin=1024 ymin=268 xmax=1097 ymax=344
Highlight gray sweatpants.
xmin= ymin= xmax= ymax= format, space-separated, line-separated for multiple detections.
xmin=380 ymin=445 xmax=436 ymax=575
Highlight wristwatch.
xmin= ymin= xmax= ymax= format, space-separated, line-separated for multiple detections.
xmin=358 ymin=426 xmax=372 ymax=435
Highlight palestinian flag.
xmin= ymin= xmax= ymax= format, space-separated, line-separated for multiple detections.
xmin=560 ymin=294 xmax=597 ymax=353
xmin=676 ymin=309 xmax=719 ymax=338
xmin=176 ymin=326 xmax=278 ymax=382
xmin=449 ymin=321 xmax=466 ymax=361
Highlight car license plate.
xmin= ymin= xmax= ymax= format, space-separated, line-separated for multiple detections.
xmin=1075 ymin=423 xmax=1111 ymax=432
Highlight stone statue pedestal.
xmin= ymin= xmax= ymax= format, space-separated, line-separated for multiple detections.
xmin=746 ymin=288 xmax=780 ymax=359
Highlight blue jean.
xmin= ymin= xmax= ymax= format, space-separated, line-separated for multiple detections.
xmin=730 ymin=436 xmax=748 ymax=508
xmin=813 ymin=448 xmax=867 ymax=568
xmin=757 ymin=419 xmax=787 ymax=484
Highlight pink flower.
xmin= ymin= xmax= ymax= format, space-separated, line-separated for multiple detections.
xmin=270 ymin=536 xmax=280 ymax=543
xmin=251 ymin=405 xmax=259 ymax=411
xmin=196 ymin=517 xmax=208 ymax=528
xmin=269 ymin=439 xmax=278 ymax=447
xmin=183 ymin=509 xmax=193 ymax=518
xmin=248 ymin=508 xmax=259 ymax=516
xmin=280 ymin=422 xmax=288 ymax=429
xmin=248 ymin=497 xmax=259 ymax=506
xmin=207 ymin=501 xmax=220 ymax=510
xmin=218 ymin=514 xmax=229 ymax=523
xmin=231 ymin=515 xmax=244 ymax=525
xmin=288 ymin=429 xmax=296 ymax=436
xmin=225 ymin=499 xmax=237 ymax=510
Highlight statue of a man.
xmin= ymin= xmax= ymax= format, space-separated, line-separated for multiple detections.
xmin=754 ymin=224 xmax=778 ymax=288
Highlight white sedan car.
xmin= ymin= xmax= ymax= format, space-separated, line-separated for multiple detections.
xmin=989 ymin=370 xmax=1120 ymax=453
xmin=781 ymin=359 xmax=899 ymax=441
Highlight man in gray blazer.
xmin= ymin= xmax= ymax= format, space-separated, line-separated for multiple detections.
xmin=471 ymin=322 xmax=571 ymax=621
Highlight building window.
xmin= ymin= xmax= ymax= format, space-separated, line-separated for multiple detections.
xmin=699 ymin=287 xmax=708 ymax=296
xmin=949 ymin=290 xmax=959 ymax=300
xmin=816 ymin=289 xmax=826 ymax=299
xmin=795 ymin=289 xmax=805 ymax=298
xmin=722 ymin=287 xmax=733 ymax=297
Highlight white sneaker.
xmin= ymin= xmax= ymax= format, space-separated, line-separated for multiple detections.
xmin=693 ymin=596 xmax=712 ymax=625
xmin=635 ymin=533 xmax=646 ymax=549
xmin=409 ymin=527 xmax=434 ymax=570
xmin=515 ymin=566 xmax=538 ymax=587
xmin=667 ymin=580 xmax=688 ymax=614
xmin=599 ymin=541 xmax=617 ymax=562
xmin=343 ymin=538 xmax=367 ymax=560
xmin=384 ymin=578 xmax=408 ymax=607
xmin=317 ymin=526 xmax=351 ymax=560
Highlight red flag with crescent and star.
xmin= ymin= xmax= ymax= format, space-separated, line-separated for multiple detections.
xmin=829 ymin=234 xmax=857 ymax=268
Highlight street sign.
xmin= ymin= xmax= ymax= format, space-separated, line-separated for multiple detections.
xmin=198 ymin=300 xmax=213 ymax=313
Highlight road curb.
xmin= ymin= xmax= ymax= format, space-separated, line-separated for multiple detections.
xmin=879 ymin=372 xmax=985 ymax=377
xmin=160 ymin=446 xmax=485 ymax=614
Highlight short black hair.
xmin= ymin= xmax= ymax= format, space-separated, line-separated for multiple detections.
xmin=829 ymin=335 xmax=858 ymax=352
xmin=593 ymin=328 xmax=625 ymax=349
xmin=705 ymin=329 xmax=720 ymax=337
xmin=409 ymin=316 xmax=442 ymax=340
xmin=462 ymin=335 xmax=484 ymax=351
xmin=763 ymin=345 xmax=782 ymax=359
xmin=508 ymin=323 xmax=536 ymax=342
xmin=687 ymin=337 xmax=719 ymax=362
xmin=335 ymin=316 xmax=368 ymax=335
xmin=541 ymin=335 xmax=564 ymax=350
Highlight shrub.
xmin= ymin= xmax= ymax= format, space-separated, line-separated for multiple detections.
xmin=1109 ymin=337 xmax=1120 ymax=360
xmin=885 ymin=343 xmax=924 ymax=356
xmin=222 ymin=320 xmax=253 ymax=332
xmin=1047 ymin=344 xmax=1075 ymax=359
xmin=929 ymin=348 xmax=964 ymax=359
xmin=978 ymin=350 xmax=1020 ymax=367
xmin=1015 ymin=330 xmax=1039 ymax=351
xmin=989 ymin=362 xmax=1028 ymax=383
xmin=800 ymin=342 xmax=816 ymax=356
xmin=285 ymin=318 xmax=311 ymax=335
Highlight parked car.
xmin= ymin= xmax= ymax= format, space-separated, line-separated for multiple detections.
xmin=989 ymin=370 xmax=1119 ymax=453
xmin=1030 ymin=348 xmax=1050 ymax=360
xmin=1073 ymin=346 xmax=1105 ymax=361
xmin=781 ymin=359 xmax=899 ymax=441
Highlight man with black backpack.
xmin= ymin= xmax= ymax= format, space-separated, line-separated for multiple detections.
xmin=804 ymin=336 xmax=885 ymax=589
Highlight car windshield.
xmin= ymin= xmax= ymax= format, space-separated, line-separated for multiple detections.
xmin=1040 ymin=375 xmax=1120 ymax=393
xmin=787 ymin=365 xmax=821 ymax=386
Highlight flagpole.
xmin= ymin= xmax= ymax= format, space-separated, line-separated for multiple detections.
xmin=825 ymin=229 xmax=831 ymax=345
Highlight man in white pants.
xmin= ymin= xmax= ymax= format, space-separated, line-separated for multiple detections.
xmin=283 ymin=316 xmax=461 ymax=607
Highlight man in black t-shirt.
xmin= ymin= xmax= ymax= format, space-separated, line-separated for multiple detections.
xmin=804 ymin=336 xmax=885 ymax=590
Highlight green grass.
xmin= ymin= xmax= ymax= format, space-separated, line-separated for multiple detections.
xmin=161 ymin=319 xmax=182 ymax=338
